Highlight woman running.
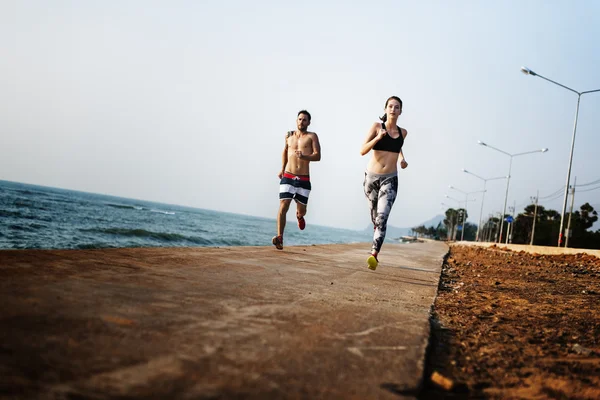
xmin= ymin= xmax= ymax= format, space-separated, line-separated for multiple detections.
xmin=360 ymin=96 xmax=408 ymax=270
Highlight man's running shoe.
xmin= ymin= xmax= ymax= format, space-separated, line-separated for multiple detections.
xmin=367 ymin=254 xmax=378 ymax=270
xmin=297 ymin=216 xmax=306 ymax=230
xmin=272 ymin=235 xmax=283 ymax=250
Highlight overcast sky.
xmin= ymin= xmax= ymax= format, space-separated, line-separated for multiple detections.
xmin=2 ymin=0 xmax=600 ymax=231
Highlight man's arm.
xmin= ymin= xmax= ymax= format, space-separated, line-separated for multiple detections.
xmin=278 ymin=134 xmax=289 ymax=178
xmin=298 ymin=133 xmax=321 ymax=162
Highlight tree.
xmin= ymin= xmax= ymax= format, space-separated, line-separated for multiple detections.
xmin=462 ymin=222 xmax=477 ymax=241
xmin=479 ymin=216 xmax=501 ymax=242
xmin=510 ymin=204 xmax=560 ymax=246
xmin=508 ymin=203 xmax=600 ymax=247
xmin=412 ymin=225 xmax=427 ymax=237
xmin=443 ymin=208 xmax=457 ymax=240
xmin=426 ymin=226 xmax=436 ymax=237
xmin=577 ymin=202 xmax=598 ymax=230
xmin=511 ymin=204 xmax=539 ymax=244
xmin=566 ymin=203 xmax=599 ymax=249
xmin=435 ymin=222 xmax=447 ymax=240
xmin=443 ymin=208 xmax=467 ymax=240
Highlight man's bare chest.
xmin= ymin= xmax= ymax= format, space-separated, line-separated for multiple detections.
xmin=288 ymin=136 xmax=312 ymax=150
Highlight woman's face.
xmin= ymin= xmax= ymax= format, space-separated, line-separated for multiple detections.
xmin=386 ymin=99 xmax=402 ymax=118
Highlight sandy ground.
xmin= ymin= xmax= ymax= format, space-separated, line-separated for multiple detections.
xmin=422 ymin=245 xmax=600 ymax=399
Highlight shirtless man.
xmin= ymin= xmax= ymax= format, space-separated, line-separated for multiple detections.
xmin=272 ymin=110 xmax=321 ymax=250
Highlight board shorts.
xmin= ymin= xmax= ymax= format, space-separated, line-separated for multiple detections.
xmin=279 ymin=172 xmax=311 ymax=205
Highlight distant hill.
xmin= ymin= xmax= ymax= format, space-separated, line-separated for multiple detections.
xmin=363 ymin=214 xmax=446 ymax=238
xmin=415 ymin=214 xmax=445 ymax=228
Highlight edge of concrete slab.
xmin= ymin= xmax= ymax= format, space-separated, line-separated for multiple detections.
xmin=452 ymin=241 xmax=600 ymax=259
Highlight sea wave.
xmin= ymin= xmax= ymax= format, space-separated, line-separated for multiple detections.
xmin=0 ymin=210 xmax=22 ymax=218
xmin=149 ymin=209 xmax=175 ymax=215
xmin=106 ymin=204 xmax=139 ymax=210
xmin=80 ymin=227 xmax=212 ymax=245
xmin=9 ymin=223 xmax=47 ymax=232
xmin=13 ymin=199 xmax=50 ymax=211
xmin=0 ymin=209 xmax=52 ymax=222
xmin=105 ymin=204 xmax=174 ymax=215
xmin=76 ymin=242 xmax=118 ymax=250
xmin=213 ymin=238 xmax=252 ymax=246
xmin=14 ymin=189 xmax=49 ymax=197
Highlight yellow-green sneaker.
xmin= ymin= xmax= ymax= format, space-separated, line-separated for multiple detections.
xmin=367 ymin=254 xmax=378 ymax=270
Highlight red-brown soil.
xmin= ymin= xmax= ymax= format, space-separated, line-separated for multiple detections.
xmin=422 ymin=245 xmax=600 ymax=399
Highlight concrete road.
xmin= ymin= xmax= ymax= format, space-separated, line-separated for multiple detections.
xmin=0 ymin=241 xmax=448 ymax=399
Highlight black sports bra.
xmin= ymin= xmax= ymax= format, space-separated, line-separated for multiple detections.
xmin=373 ymin=123 xmax=404 ymax=153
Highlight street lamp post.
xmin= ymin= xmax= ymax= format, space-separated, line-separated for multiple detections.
xmin=520 ymin=66 xmax=600 ymax=247
xmin=507 ymin=203 xmax=516 ymax=244
xmin=448 ymin=187 xmax=482 ymax=241
xmin=477 ymin=141 xmax=548 ymax=243
xmin=530 ymin=191 xmax=539 ymax=246
xmin=462 ymin=169 xmax=507 ymax=242
xmin=487 ymin=213 xmax=500 ymax=242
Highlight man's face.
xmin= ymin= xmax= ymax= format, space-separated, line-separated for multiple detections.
xmin=296 ymin=114 xmax=310 ymax=131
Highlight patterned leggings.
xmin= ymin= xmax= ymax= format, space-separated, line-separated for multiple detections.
xmin=364 ymin=171 xmax=398 ymax=253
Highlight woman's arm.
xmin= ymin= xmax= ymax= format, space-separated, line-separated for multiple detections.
xmin=399 ymin=129 xmax=408 ymax=169
xmin=360 ymin=123 xmax=386 ymax=156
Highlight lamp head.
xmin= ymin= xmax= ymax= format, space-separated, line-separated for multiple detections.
xmin=462 ymin=168 xmax=468 ymax=173
xmin=477 ymin=140 xmax=487 ymax=146
xmin=520 ymin=66 xmax=537 ymax=76
xmin=541 ymin=148 xmax=549 ymax=153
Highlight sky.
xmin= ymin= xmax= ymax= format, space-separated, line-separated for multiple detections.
xmin=2 ymin=0 xmax=600 ymax=232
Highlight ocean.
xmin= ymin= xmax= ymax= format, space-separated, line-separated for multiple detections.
xmin=0 ymin=180 xmax=373 ymax=250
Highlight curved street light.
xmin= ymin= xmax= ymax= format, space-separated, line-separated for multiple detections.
xmin=463 ymin=169 xmax=508 ymax=242
xmin=448 ymin=187 xmax=482 ymax=241
xmin=477 ymin=141 xmax=548 ymax=243
xmin=521 ymin=66 xmax=600 ymax=247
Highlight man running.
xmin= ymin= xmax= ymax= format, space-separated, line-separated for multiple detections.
xmin=272 ymin=110 xmax=321 ymax=250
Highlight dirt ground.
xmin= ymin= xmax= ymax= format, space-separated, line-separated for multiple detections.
xmin=421 ymin=245 xmax=600 ymax=399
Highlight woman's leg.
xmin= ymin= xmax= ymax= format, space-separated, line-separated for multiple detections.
xmin=372 ymin=175 xmax=398 ymax=254
xmin=364 ymin=172 xmax=380 ymax=228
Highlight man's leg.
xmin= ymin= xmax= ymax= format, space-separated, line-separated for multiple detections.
xmin=277 ymin=199 xmax=291 ymax=237
xmin=273 ymin=199 xmax=291 ymax=250
xmin=296 ymin=200 xmax=307 ymax=230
